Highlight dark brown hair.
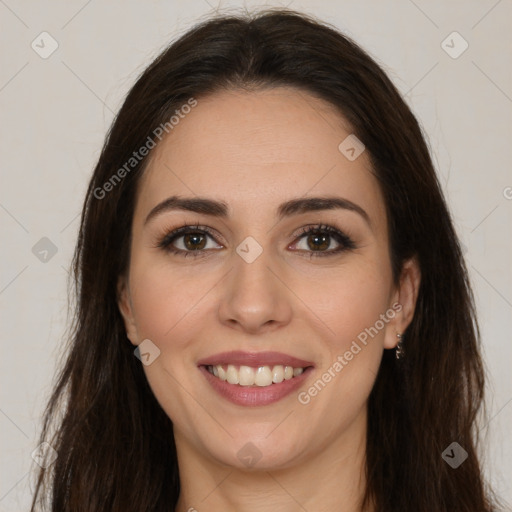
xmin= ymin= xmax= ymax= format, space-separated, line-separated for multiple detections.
xmin=30 ymin=8 xmax=500 ymax=511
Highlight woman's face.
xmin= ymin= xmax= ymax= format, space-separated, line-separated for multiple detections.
xmin=118 ymin=87 xmax=419 ymax=471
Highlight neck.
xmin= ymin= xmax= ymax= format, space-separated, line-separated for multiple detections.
xmin=174 ymin=409 xmax=372 ymax=512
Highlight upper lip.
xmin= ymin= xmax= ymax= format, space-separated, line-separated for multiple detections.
xmin=197 ymin=351 xmax=314 ymax=368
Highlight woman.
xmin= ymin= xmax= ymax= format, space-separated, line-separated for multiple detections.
xmin=30 ymin=8 xmax=501 ymax=511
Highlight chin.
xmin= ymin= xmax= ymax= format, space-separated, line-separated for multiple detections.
xmin=207 ymin=427 xmax=310 ymax=472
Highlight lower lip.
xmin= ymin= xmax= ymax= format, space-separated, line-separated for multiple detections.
xmin=199 ymin=366 xmax=313 ymax=406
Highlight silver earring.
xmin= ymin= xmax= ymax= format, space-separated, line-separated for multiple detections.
xmin=395 ymin=333 xmax=404 ymax=360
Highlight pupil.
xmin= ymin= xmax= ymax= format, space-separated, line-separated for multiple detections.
xmin=309 ymin=234 xmax=328 ymax=251
xmin=185 ymin=233 xmax=205 ymax=250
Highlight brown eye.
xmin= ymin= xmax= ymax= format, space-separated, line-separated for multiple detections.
xmin=182 ymin=232 xmax=207 ymax=250
xmin=292 ymin=224 xmax=356 ymax=257
xmin=305 ymin=232 xmax=330 ymax=251
xmin=158 ymin=225 xmax=222 ymax=257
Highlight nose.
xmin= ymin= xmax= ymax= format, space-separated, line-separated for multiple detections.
xmin=217 ymin=246 xmax=293 ymax=335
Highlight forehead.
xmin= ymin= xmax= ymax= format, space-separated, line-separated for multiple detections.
xmin=135 ymin=87 xmax=386 ymax=232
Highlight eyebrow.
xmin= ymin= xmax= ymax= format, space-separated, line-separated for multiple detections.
xmin=144 ymin=195 xmax=371 ymax=228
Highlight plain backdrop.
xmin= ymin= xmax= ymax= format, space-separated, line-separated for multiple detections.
xmin=1 ymin=0 xmax=511 ymax=510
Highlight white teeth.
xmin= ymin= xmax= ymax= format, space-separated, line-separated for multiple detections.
xmin=255 ymin=366 xmax=273 ymax=386
xmin=208 ymin=364 xmax=306 ymax=387
xmin=226 ymin=364 xmax=239 ymax=384
xmin=239 ymin=365 xmax=255 ymax=386
xmin=217 ymin=365 xmax=227 ymax=381
xmin=272 ymin=365 xmax=284 ymax=383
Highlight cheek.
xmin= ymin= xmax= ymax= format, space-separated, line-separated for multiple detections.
xmin=293 ymin=267 xmax=393 ymax=431
xmin=303 ymin=260 xmax=393 ymax=398
xmin=128 ymin=258 xmax=219 ymax=351
xmin=127 ymin=260 xmax=216 ymax=422
xmin=301 ymin=260 xmax=393 ymax=343
xmin=130 ymin=279 xmax=178 ymax=340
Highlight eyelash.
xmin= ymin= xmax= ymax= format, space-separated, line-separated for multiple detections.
xmin=156 ymin=223 xmax=356 ymax=259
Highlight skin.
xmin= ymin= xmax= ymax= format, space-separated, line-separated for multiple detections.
xmin=118 ymin=87 xmax=421 ymax=512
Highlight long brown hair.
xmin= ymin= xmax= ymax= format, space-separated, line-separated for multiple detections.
xmin=30 ymin=9 xmax=500 ymax=511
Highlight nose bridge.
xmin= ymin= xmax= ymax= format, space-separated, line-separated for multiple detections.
xmin=233 ymin=238 xmax=275 ymax=291
xmin=217 ymin=235 xmax=292 ymax=332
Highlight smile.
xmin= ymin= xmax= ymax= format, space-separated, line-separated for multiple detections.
xmin=197 ymin=351 xmax=314 ymax=406
xmin=206 ymin=364 xmax=305 ymax=387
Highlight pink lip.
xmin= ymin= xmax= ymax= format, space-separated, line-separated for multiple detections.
xmin=199 ymin=365 xmax=314 ymax=407
xmin=197 ymin=351 xmax=315 ymax=407
xmin=197 ymin=350 xmax=314 ymax=368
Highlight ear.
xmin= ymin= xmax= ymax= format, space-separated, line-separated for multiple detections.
xmin=117 ymin=276 xmax=139 ymax=346
xmin=383 ymin=256 xmax=421 ymax=349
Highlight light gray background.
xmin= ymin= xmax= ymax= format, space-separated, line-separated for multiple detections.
xmin=1 ymin=0 xmax=511 ymax=510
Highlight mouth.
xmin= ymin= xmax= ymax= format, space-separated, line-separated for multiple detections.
xmin=204 ymin=363 xmax=307 ymax=386
xmin=197 ymin=351 xmax=314 ymax=406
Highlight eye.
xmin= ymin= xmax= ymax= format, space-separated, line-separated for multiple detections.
xmin=156 ymin=223 xmax=356 ymax=259
xmin=157 ymin=224 xmax=222 ymax=258
xmin=291 ymin=224 xmax=356 ymax=257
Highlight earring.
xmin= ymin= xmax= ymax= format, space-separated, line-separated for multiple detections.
xmin=395 ymin=333 xmax=404 ymax=360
